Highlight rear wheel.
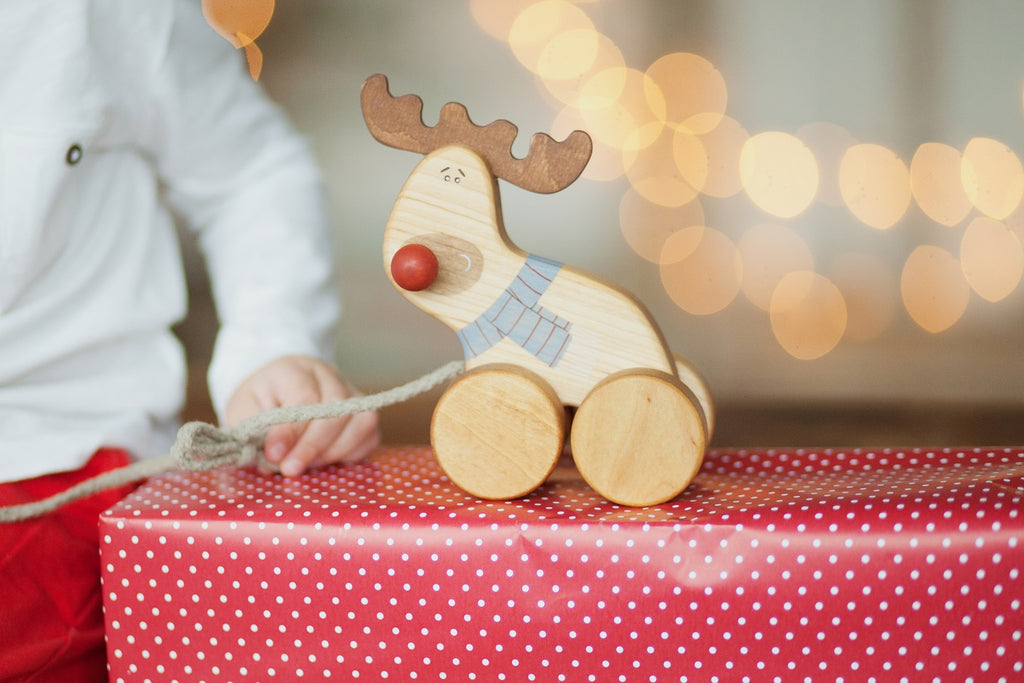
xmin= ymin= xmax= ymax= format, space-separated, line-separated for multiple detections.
xmin=673 ymin=353 xmax=715 ymax=439
xmin=431 ymin=364 xmax=565 ymax=499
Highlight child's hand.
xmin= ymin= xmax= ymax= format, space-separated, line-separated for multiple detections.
xmin=223 ymin=356 xmax=381 ymax=476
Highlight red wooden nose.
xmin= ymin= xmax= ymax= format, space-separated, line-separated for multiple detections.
xmin=390 ymin=243 xmax=439 ymax=291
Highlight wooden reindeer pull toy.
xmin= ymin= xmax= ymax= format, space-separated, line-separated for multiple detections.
xmin=362 ymin=74 xmax=714 ymax=507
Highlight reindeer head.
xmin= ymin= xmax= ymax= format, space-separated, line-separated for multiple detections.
xmin=361 ymin=74 xmax=592 ymax=327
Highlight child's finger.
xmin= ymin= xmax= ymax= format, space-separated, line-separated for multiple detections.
xmin=263 ymin=422 xmax=304 ymax=464
xmin=279 ymin=416 xmax=350 ymax=476
xmin=309 ymin=410 xmax=380 ymax=468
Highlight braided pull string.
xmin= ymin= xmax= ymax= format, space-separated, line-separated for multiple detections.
xmin=0 ymin=360 xmax=465 ymax=523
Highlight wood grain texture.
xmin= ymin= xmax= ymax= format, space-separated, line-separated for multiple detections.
xmin=361 ymin=73 xmax=592 ymax=194
xmin=430 ymin=365 xmax=565 ymax=500
xmin=570 ymin=370 xmax=706 ymax=507
xmin=674 ymin=353 xmax=715 ymax=439
xmin=383 ymin=146 xmax=678 ymax=407
xmin=365 ymin=76 xmax=715 ymax=507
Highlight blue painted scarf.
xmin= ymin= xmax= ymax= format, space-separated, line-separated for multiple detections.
xmin=456 ymin=255 xmax=572 ymax=367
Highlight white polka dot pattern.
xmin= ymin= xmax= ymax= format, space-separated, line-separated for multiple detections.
xmin=101 ymin=446 xmax=1024 ymax=681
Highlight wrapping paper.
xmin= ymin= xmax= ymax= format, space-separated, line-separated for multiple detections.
xmin=102 ymin=446 xmax=1024 ymax=681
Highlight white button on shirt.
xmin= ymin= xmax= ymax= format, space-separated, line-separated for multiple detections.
xmin=0 ymin=1 xmax=339 ymax=482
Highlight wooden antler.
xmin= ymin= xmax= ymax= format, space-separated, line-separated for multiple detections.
xmin=361 ymin=74 xmax=592 ymax=194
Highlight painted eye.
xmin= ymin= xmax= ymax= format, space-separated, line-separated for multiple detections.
xmin=454 ymin=176 xmax=461 ymax=183
xmin=443 ymin=175 xmax=451 ymax=182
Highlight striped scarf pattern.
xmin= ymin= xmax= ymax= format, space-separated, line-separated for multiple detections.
xmin=456 ymin=254 xmax=572 ymax=367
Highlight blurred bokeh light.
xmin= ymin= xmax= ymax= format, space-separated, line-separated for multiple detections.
xmin=660 ymin=227 xmax=742 ymax=316
xmin=961 ymin=137 xmax=1024 ymax=221
xmin=960 ymin=216 xmax=1024 ymax=303
xmin=910 ymin=142 xmax=973 ymax=227
xmin=738 ymin=223 xmax=814 ymax=312
xmin=900 ymin=245 xmax=970 ymax=334
xmin=839 ymin=143 xmax=911 ymax=230
xmin=769 ymin=271 xmax=847 ymax=360
xmin=618 ymin=188 xmax=705 ymax=264
xmin=740 ymin=132 xmax=819 ymax=219
xmin=646 ymin=52 xmax=727 ymax=135
xmin=466 ymin=0 xmax=1024 ymax=362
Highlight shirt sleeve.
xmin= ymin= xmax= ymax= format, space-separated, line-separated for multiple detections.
xmin=139 ymin=0 xmax=341 ymax=419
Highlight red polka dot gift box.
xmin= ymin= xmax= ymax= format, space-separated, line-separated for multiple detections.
xmin=101 ymin=446 xmax=1023 ymax=682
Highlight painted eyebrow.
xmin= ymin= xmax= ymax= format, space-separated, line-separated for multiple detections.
xmin=440 ymin=166 xmax=450 ymax=172
xmin=458 ymin=168 xmax=466 ymax=177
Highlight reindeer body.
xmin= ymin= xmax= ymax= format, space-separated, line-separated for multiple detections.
xmin=384 ymin=146 xmax=677 ymax=407
xmin=364 ymin=74 xmax=712 ymax=507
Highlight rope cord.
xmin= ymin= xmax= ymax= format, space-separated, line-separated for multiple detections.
xmin=0 ymin=360 xmax=464 ymax=523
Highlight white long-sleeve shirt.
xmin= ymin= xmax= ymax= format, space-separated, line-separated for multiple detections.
xmin=0 ymin=1 xmax=340 ymax=482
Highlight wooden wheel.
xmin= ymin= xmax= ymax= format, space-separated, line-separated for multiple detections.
xmin=673 ymin=353 xmax=715 ymax=439
xmin=570 ymin=370 xmax=706 ymax=507
xmin=430 ymin=364 xmax=565 ymax=499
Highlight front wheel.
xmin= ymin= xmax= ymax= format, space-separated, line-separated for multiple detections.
xmin=430 ymin=364 xmax=565 ymax=500
xmin=570 ymin=370 xmax=706 ymax=507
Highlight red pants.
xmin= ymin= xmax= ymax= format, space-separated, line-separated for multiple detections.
xmin=0 ymin=449 xmax=135 ymax=682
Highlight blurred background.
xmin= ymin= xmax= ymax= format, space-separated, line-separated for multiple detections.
xmin=182 ymin=0 xmax=1024 ymax=446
